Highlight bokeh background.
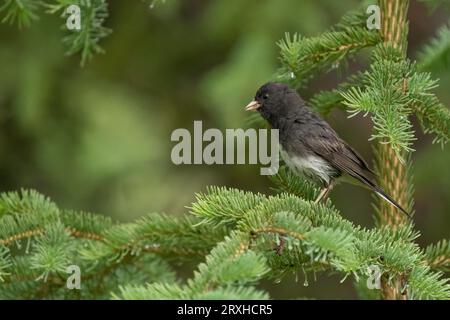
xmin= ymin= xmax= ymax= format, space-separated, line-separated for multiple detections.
xmin=0 ymin=0 xmax=448 ymax=299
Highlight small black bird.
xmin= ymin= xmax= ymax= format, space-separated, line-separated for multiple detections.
xmin=245 ymin=82 xmax=411 ymax=219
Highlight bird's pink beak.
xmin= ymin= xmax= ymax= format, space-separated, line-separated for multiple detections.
xmin=244 ymin=100 xmax=261 ymax=111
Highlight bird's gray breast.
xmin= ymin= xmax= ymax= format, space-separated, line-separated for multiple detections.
xmin=280 ymin=147 xmax=335 ymax=186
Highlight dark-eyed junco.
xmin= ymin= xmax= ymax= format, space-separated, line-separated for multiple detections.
xmin=245 ymin=82 xmax=411 ymax=219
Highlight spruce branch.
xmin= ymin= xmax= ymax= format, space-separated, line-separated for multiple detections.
xmin=189 ymin=186 xmax=450 ymax=299
xmin=375 ymin=0 xmax=413 ymax=300
xmin=114 ymin=282 xmax=187 ymax=300
xmin=29 ymin=223 xmax=75 ymax=282
xmin=309 ymin=71 xmax=365 ymax=115
xmin=0 ymin=190 xmax=60 ymax=246
xmin=408 ymin=265 xmax=450 ymax=299
xmin=115 ymin=232 xmax=270 ymax=300
xmin=79 ymin=212 xmax=229 ymax=263
xmin=0 ymin=246 xmax=12 ymax=281
xmin=0 ymin=186 xmax=448 ymax=300
xmin=190 ymin=186 xmax=267 ymax=226
xmin=411 ymin=89 xmax=450 ymax=146
xmin=1 ymin=0 xmax=113 ymax=65
xmin=418 ymin=21 xmax=450 ymax=70
xmin=269 ymin=166 xmax=319 ymax=201
xmin=332 ymin=9 xmax=371 ymax=31
xmin=277 ymin=27 xmax=380 ymax=88
xmin=60 ymin=0 xmax=112 ymax=66
xmin=425 ymin=240 xmax=450 ymax=272
xmin=61 ymin=210 xmax=113 ymax=241
xmin=0 ymin=0 xmax=43 ymax=28
xmin=340 ymin=47 xmax=417 ymax=158
xmin=0 ymin=190 xmax=227 ymax=299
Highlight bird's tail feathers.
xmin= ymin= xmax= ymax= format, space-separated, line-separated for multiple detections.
xmin=352 ymin=171 xmax=412 ymax=220
xmin=372 ymin=186 xmax=412 ymax=220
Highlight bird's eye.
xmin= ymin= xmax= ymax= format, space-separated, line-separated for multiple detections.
xmin=263 ymin=94 xmax=269 ymax=100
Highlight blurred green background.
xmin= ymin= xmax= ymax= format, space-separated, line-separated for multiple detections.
xmin=0 ymin=0 xmax=448 ymax=299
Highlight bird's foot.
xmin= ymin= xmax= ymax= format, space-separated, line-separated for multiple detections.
xmin=314 ymin=183 xmax=333 ymax=203
xmin=273 ymin=237 xmax=285 ymax=255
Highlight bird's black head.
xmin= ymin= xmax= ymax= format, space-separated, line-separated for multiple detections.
xmin=245 ymin=82 xmax=302 ymax=125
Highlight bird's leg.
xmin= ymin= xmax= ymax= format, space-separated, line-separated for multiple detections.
xmin=273 ymin=236 xmax=285 ymax=255
xmin=314 ymin=188 xmax=328 ymax=203
xmin=314 ymin=182 xmax=334 ymax=203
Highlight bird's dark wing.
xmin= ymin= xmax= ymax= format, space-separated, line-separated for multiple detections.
xmin=297 ymin=117 xmax=411 ymax=219
xmin=297 ymin=118 xmax=374 ymax=180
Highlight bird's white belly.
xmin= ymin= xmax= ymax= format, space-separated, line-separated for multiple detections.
xmin=280 ymin=149 xmax=333 ymax=185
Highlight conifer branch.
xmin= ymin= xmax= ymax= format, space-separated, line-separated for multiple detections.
xmin=0 ymin=0 xmax=42 ymax=28
xmin=0 ymin=190 xmax=227 ymax=298
xmin=418 ymin=21 xmax=450 ymax=70
xmin=190 ymin=186 xmax=450 ymax=299
xmin=277 ymin=17 xmax=381 ymax=88
xmin=0 ymin=0 xmax=116 ymax=65
xmin=65 ymin=1 xmax=111 ymax=66
xmin=375 ymin=0 xmax=414 ymax=300
xmin=0 ymin=184 xmax=449 ymax=300
xmin=425 ymin=240 xmax=450 ymax=272
xmin=269 ymin=166 xmax=319 ymax=201
xmin=115 ymin=232 xmax=270 ymax=300
xmin=309 ymin=72 xmax=365 ymax=115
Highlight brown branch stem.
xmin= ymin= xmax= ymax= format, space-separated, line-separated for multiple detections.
xmin=377 ymin=0 xmax=412 ymax=300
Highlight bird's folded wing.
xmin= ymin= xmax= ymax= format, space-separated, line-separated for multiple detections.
xmin=302 ymin=126 xmax=375 ymax=183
